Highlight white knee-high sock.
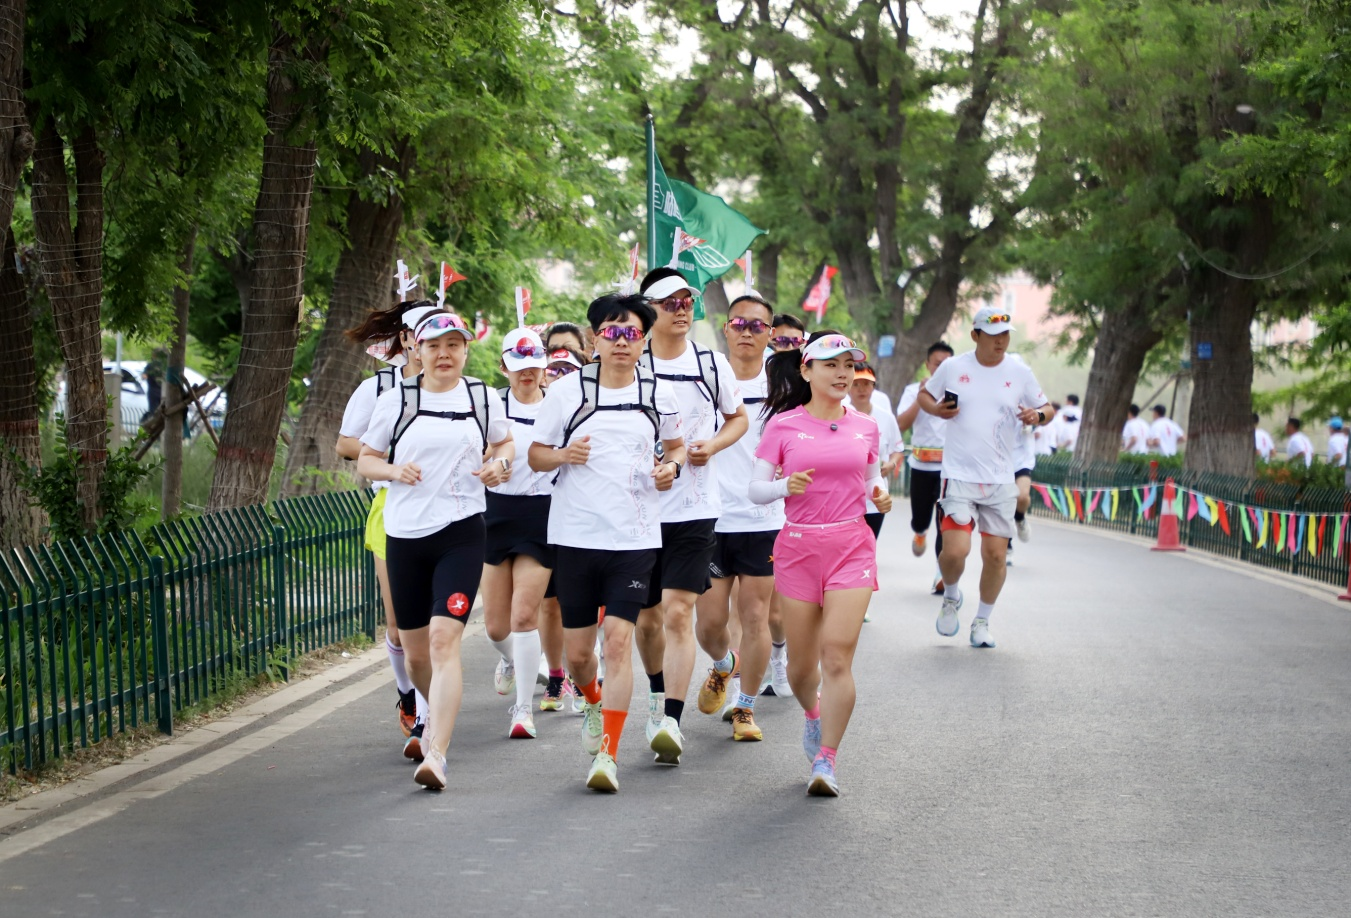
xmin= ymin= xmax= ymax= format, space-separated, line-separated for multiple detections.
xmin=415 ymin=690 xmax=428 ymax=722
xmin=513 ymin=629 xmax=542 ymax=709
xmin=386 ymin=636 xmax=414 ymax=694
xmin=489 ymin=636 xmax=513 ymax=663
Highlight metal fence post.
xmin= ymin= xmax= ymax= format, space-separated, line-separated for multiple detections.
xmin=150 ymin=555 xmax=173 ymax=736
xmin=272 ymin=523 xmax=289 ymax=682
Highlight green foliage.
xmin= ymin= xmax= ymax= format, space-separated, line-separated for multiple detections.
xmin=17 ymin=418 xmax=156 ymax=542
xmin=1256 ymin=457 xmax=1347 ymax=491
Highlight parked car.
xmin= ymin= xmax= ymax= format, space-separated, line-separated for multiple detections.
xmin=53 ymin=362 xmax=226 ymax=438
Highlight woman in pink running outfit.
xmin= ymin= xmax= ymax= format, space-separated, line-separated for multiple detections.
xmin=750 ymin=331 xmax=892 ymax=797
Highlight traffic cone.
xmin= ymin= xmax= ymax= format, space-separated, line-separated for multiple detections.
xmin=1151 ymin=477 xmax=1186 ymax=552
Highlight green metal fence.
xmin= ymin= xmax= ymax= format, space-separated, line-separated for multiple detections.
xmin=0 ymin=490 xmax=377 ymax=772
xmin=1029 ymin=456 xmax=1351 ymax=588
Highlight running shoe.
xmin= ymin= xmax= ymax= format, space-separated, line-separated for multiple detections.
xmin=581 ymin=701 xmax=604 ymax=756
xmin=697 ymin=651 xmax=739 ymax=714
xmin=936 ymin=589 xmax=963 ymax=637
xmin=863 ymin=611 xmax=872 ymax=623
xmin=802 ymin=716 xmax=822 ymax=763
xmin=807 ymin=756 xmax=839 ymax=797
xmin=766 ymin=655 xmax=792 ymax=698
xmin=414 ymin=748 xmax=446 ymax=791
xmin=586 ymin=751 xmax=619 ymax=793
xmin=970 ymin=617 xmax=996 ymax=649
xmin=911 ymin=532 xmax=927 ymax=557
xmin=403 ymin=721 xmax=425 ymax=761
xmin=649 ymin=716 xmax=684 ymax=765
xmin=540 ymin=678 xmax=564 ymax=712
xmin=731 ymin=709 xmax=762 ymax=742
xmin=537 ymin=657 xmax=551 ymax=686
xmin=645 ymin=692 xmax=665 ymax=743
xmin=1016 ymin=515 xmax=1031 ymax=543
xmin=565 ymin=677 xmax=585 ymax=715
xmin=931 ymin=574 xmax=945 ymax=596
xmin=720 ymin=678 xmax=742 ymax=722
xmin=397 ymin=688 xmax=416 ymax=737
xmin=509 ymin=704 xmax=538 ymax=738
xmin=494 ymin=658 xmax=516 ymax=696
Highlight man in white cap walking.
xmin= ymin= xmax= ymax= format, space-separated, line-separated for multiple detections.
xmin=916 ymin=307 xmax=1054 ymax=649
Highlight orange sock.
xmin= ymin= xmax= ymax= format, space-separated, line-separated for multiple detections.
xmin=579 ymin=677 xmax=603 ymax=705
xmin=600 ymin=709 xmax=627 ymax=757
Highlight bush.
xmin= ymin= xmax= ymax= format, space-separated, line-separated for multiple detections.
xmin=1256 ymin=458 xmax=1347 ymax=490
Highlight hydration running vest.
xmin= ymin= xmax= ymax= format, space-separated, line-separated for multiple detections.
xmin=388 ymin=375 xmax=491 ymax=464
xmin=560 ymin=363 xmax=661 ymax=446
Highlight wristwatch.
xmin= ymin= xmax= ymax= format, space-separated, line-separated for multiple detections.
xmin=666 ymin=460 xmax=683 ymax=479
xmin=1035 ymin=408 xmax=1046 ymax=424
xmin=496 ymin=457 xmax=511 ymax=473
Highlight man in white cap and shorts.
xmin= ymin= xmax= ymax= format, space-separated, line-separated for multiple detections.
xmin=916 ymin=307 xmax=1054 ymax=649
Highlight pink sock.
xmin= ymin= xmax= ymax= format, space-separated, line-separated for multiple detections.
xmin=820 ymin=745 xmax=838 ymax=768
xmin=805 ymin=700 xmax=820 ymax=720
xmin=549 ymin=668 xmax=565 ymax=679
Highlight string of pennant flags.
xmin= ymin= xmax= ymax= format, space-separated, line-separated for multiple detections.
xmin=1032 ymin=482 xmax=1349 ymax=559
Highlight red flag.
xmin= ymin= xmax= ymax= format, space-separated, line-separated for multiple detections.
xmin=802 ymin=265 xmax=838 ymax=322
xmin=441 ymin=263 xmax=467 ymax=292
xmin=1217 ymin=501 xmax=1231 ymax=536
xmin=474 ymin=311 xmax=490 ymax=341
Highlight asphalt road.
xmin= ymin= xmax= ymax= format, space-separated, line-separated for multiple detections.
xmin=2 ymin=514 xmax=1348 ymax=917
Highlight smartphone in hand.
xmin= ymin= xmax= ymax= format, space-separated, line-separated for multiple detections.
xmin=943 ymin=390 xmax=959 ymax=408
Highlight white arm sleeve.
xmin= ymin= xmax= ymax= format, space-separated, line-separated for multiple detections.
xmin=865 ymin=460 xmax=886 ymax=497
xmin=748 ymin=458 xmax=791 ymax=504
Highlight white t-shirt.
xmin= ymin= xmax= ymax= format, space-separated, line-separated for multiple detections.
xmin=1149 ymin=417 xmax=1184 ymax=456
xmin=530 ymin=371 xmax=683 ymax=550
xmin=489 ymin=391 xmax=553 ymax=497
xmin=923 ymin=351 xmax=1047 ymax=485
xmin=1122 ymin=417 xmax=1151 ymax=455
xmin=899 ymin=381 xmax=947 ymax=472
xmin=1057 ymin=407 xmax=1081 ymax=451
xmin=647 ymin=344 xmax=743 ymax=523
xmin=361 ymin=379 xmax=511 ymax=539
xmin=1327 ymin=431 xmax=1348 ymax=466
xmin=1033 ymin=417 xmax=1056 ymax=455
xmin=1254 ymin=428 xmax=1275 ymax=461
xmin=341 ymin=371 xmax=410 ymax=491
xmin=1287 ymin=432 xmax=1314 ymax=467
xmin=859 ymin=399 xmax=903 ymax=513
xmin=715 ymin=369 xmax=785 ymax=533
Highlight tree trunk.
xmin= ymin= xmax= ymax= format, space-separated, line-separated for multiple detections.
xmin=30 ymin=123 xmax=106 ymax=531
xmin=0 ymin=0 xmax=29 ymax=235
xmin=161 ymin=228 xmax=196 ymax=519
xmin=1075 ymin=302 xmax=1167 ymax=464
xmin=208 ymin=31 xmax=325 ymax=511
xmin=1184 ymin=203 xmax=1273 ymax=478
xmin=876 ymin=262 xmax=965 ymax=403
xmin=755 ymin=241 xmax=782 ymax=305
xmin=0 ymin=226 xmax=45 ymax=547
xmin=281 ymin=144 xmax=410 ymax=498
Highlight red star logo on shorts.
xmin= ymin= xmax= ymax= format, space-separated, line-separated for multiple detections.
xmin=447 ymin=593 xmax=468 ymax=614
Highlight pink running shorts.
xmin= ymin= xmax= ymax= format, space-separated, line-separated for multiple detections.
xmin=772 ymin=517 xmax=878 ymax=606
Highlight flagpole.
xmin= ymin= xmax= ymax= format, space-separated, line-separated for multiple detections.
xmin=646 ymin=114 xmax=657 ymax=273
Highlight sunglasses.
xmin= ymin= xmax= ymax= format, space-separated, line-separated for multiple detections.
xmin=415 ymin=312 xmax=469 ymax=339
xmin=770 ymin=335 xmax=806 ymax=349
xmin=545 ymin=364 xmax=579 ymax=379
xmin=655 ymin=296 xmax=694 ymax=313
xmin=596 ymin=325 xmax=645 ymax=342
xmin=727 ymin=317 xmax=771 ymax=335
xmin=504 ymin=342 xmax=546 ymax=359
xmin=983 ymin=314 xmax=1012 ymax=325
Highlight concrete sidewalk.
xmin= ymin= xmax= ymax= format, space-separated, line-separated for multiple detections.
xmin=1 ymin=509 xmax=1347 ymax=917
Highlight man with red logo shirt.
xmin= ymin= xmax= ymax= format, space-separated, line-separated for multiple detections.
xmin=916 ymin=307 xmax=1054 ymax=649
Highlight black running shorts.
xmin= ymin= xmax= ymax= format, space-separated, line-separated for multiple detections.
xmin=709 ymin=530 xmax=777 ymax=580
xmin=483 ymin=492 xmax=555 ymax=569
xmin=644 ymin=518 xmax=717 ymax=607
xmin=385 ymin=514 xmax=486 ymax=630
xmin=554 ymin=546 xmax=657 ymax=629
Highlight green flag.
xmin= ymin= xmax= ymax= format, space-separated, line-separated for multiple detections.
xmin=649 ymin=152 xmax=766 ymax=296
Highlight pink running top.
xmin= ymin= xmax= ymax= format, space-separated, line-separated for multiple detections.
xmin=756 ymin=407 xmax=880 ymax=525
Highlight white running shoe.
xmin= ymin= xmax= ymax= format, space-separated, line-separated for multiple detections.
xmin=1016 ymin=515 xmax=1031 ymax=543
xmin=767 ymin=656 xmax=792 ymax=698
xmin=645 ymin=692 xmax=665 ymax=743
xmin=586 ymin=751 xmax=618 ymax=793
xmin=936 ymin=590 xmax=963 ymax=637
xmin=509 ymin=704 xmax=537 ymax=739
xmin=565 ymin=677 xmax=585 ymax=715
xmin=970 ymin=617 xmax=996 ymax=648
xmin=581 ymin=701 xmax=603 ymax=755
xmin=413 ymin=748 xmax=446 ymax=791
xmin=494 ymin=658 xmax=515 ymax=696
xmin=649 ymin=716 xmax=684 ymax=765
xmin=719 ymin=678 xmax=741 ymax=722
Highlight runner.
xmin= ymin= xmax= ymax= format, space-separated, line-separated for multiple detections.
xmin=751 ymin=330 xmax=890 ymax=796
xmin=1123 ymin=405 xmax=1150 ymax=455
xmin=897 ymin=341 xmax=954 ymax=593
xmin=358 ymin=310 xmax=514 ymax=790
xmin=336 ymin=300 xmax=439 ymax=750
xmin=527 ymin=293 xmax=686 ymax=793
xmin=634 ymin=268 xmax=747 ymax=767
xmin=1007 ymin=354 xmax=1043 ymax=561
xmin=1285 ymin=417 xmax=1314 ymax=468
xmin=1326 ymin=418 xmax=1347 ymax=467
xmin=481 ymin=328 xmax=555 ymax=739
xmin=916 ymin=307 xmax=1053 ymax=650
xmin=1146 ymin=405 xmax=1185 ymax=456
xmin=769 ymin=314 xmax=807 ymax=353
xmin=848 ymin=362 xmax=904 ymax=538
xmin=537 ymin=345 xmax=586 ymax=714
xmin=763 ymin=316 xmax=808 ymax=687
xmin=692 ymin=295 xmax=783 ymax=741
xmin=1254 ymin=414 xmax=1276 ymax=462
xmin=545 ymin=322 xmax=587 ymax=356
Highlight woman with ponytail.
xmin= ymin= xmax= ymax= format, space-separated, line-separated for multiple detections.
xmin=337 ymin=299 xmax=440 ymax=757
xmin=750 ymin=330 xmax=892 ymax=797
